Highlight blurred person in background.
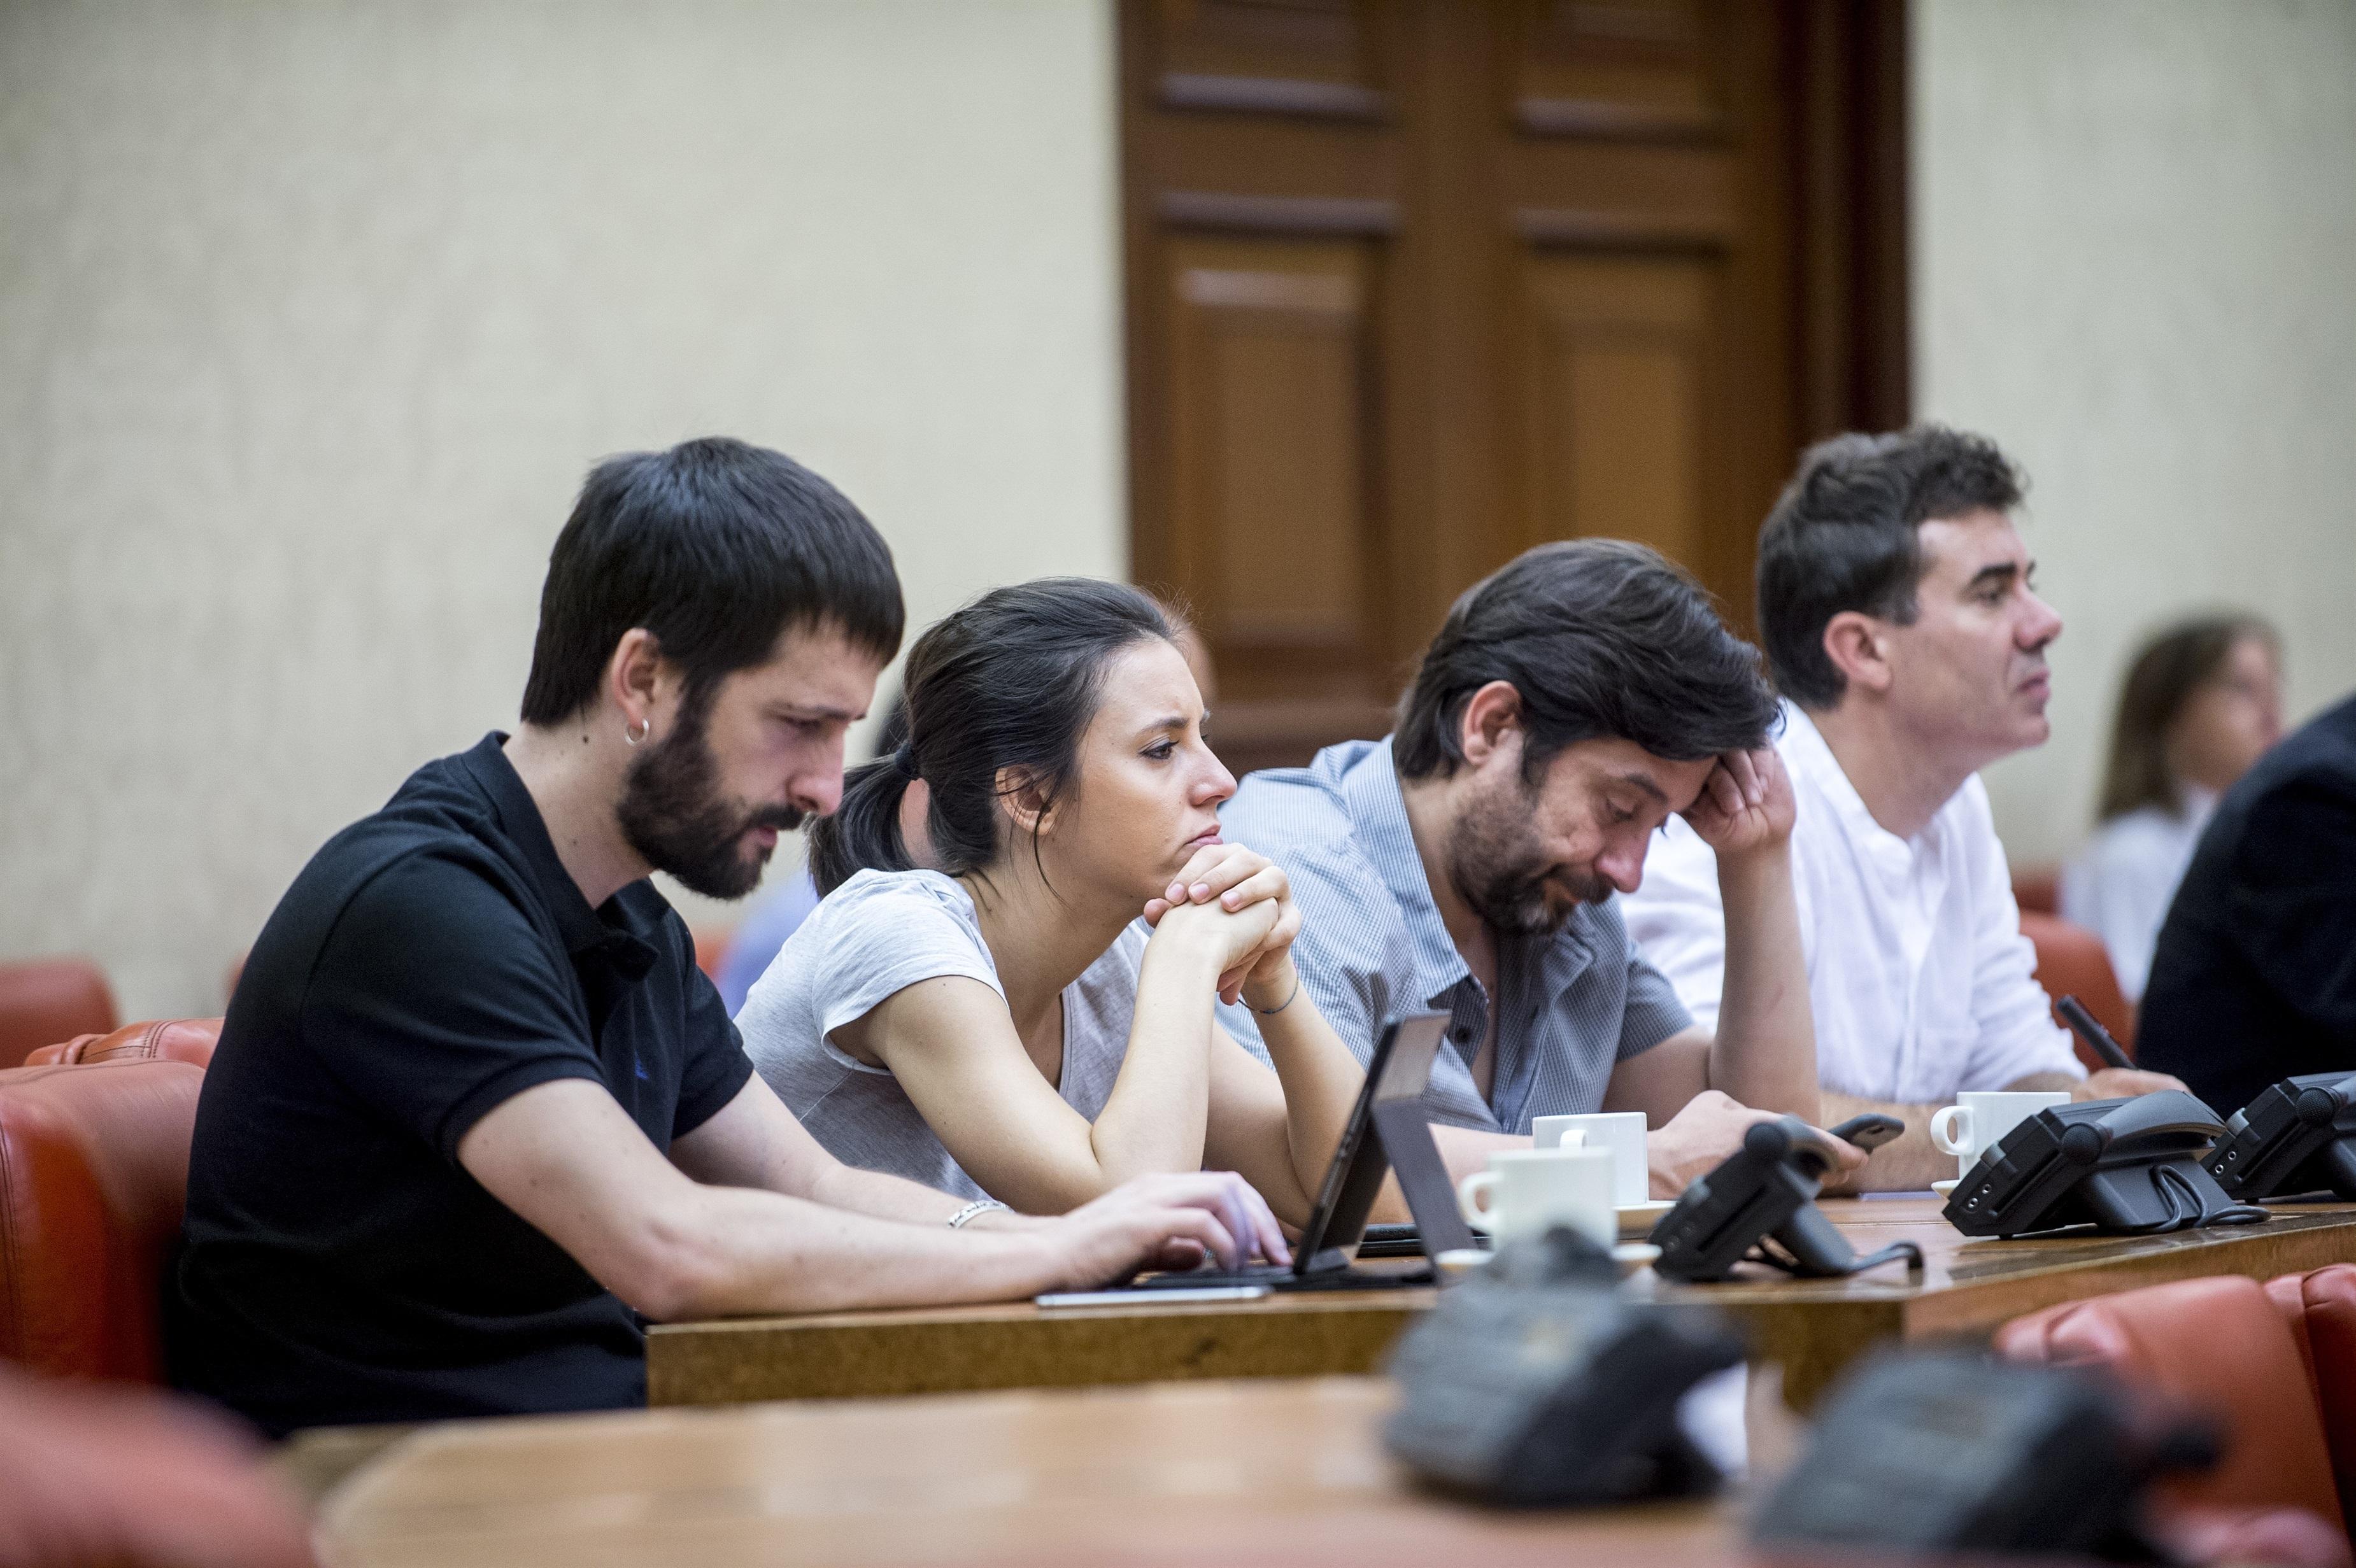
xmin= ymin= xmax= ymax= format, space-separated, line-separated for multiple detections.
xmin=2061 ymin=616 xmax=2283 ymax=1001
xmin=2138 ymin=688 xmax=2356 ymax=1115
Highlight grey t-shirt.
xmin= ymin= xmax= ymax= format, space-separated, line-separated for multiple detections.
xmin=735 ymin=869 xmax=1147 ymax=1202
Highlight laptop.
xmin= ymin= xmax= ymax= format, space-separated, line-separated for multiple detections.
xmin=1041 ymin=1012 xmax=1474 ymax=1300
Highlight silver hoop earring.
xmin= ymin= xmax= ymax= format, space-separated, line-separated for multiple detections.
xmin=624 ymin=717 xmax=651 ymax=746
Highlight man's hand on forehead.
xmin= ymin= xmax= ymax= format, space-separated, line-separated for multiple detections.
xmin=1678 ymin=745 xmax=1796 ymax=857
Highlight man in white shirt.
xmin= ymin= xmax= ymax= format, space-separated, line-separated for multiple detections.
xmin=1624 ymin=427 xmax=2182 ymax=1189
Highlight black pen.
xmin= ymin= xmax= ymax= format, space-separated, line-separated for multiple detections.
xmin=2055 ymin=994 xmax=2134 ymax=1071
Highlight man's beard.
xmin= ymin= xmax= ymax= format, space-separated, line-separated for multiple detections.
xmin=1444 ymin=773 xmax=1614 ymax=938
xmin=614 ymin=700 xmax=803 ymax=900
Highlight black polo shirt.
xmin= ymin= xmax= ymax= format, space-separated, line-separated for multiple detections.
xmin=2139 ymin=694 xmax=2356 ymax=1117
xmin=167 ymin=733 xmax=753 ymax=1436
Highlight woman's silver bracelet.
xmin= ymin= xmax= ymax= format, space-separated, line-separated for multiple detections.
xmin=1251 ymin=971 xmax=1303 ymax=1015
xmin=945 ymin=1198 xmax=1010 ymax=1230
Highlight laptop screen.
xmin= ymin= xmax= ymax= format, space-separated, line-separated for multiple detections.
xmin=1290 ymin=1012 xmax=1461 ymax=1273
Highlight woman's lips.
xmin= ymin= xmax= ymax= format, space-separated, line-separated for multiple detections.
xmin=1184 ymin=829 xmax=1223 ymax=849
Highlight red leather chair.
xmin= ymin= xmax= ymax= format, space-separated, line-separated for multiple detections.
xmin=0 ymin=1059 xmax=205 ymax=1383
xmin=2019 ymin=909 xmax=2138 ymax=1066
xmin=2013 ymin=863 xmax=2061 ymax=915
xmin=2271 ymin=1265 xmax=2356 ymax=1529
xmin=0 ymin=956 xmax=118 ymax=1070
xmin=694 ymin=926 xmax=734 ymax=983
xmin=1998 ymin=1275 xmax=2350 ymax=1564
xmin=0 ymin=1361 xmax=314 ymax=1567
xmin=25 ymin=1015 xmax=222 ymax=1071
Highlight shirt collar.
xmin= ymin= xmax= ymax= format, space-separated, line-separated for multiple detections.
xmin=1328 ymin=737 xmax=1475 ymax=1009
xmin=457 ymin=732 xmax=660 ymax=980
xmin=1779 ymin=702 xmax=1924 ymax=868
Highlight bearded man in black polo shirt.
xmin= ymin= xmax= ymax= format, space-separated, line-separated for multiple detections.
xmin=167 ymin=438 xmax=1284 ymax=1436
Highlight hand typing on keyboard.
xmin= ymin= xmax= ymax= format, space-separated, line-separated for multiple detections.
xmin=1047 ymin=1170 xmax=1290 ymax=1290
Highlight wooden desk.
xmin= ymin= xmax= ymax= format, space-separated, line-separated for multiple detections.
xmin=646 ymin=1199 xmax=2356 ymax=1411
xmin=1644 ymin=1196 xmax=2356 ymax=1406
xmin=314 ymin=1378 xmax=1740 ymax=1568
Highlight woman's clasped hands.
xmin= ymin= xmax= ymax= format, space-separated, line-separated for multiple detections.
xmin=1141 ymin=842 xmax=1303 ymax=1008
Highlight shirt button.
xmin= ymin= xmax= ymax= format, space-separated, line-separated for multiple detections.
xmin=1452 ymin=1028 xmax=1472 ymax=1043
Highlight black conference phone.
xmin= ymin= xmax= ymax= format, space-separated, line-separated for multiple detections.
xmin=1941 ymin=1091 xmax=2269 ymax=1238
xmin=1384 ymin=1228 xmax=1745 ymax=1506
xmin=1752 ymin=1350 xmax=2218 ymax=1562
xmin=1650 ymin=1115 xmax=1920 ymax=1283
xmin=2205 ymin=1071 xmax=2356 ymax=1202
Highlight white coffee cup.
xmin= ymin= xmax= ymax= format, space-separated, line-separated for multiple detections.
xmin=1930 ymin=1090 xmax=2071 ymax=1178
xmin=1533 ymin=1112 xmax=1649 ymax=1206
xmin=1456 ymin=1147 xmax=1615 ymax=1248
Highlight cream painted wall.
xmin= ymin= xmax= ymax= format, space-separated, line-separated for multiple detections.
xmin=13 ymin=0 xmax=2351 ymax=1018
xmin=0 ymin=1 xmax=1125 ymax=1019
xmin=1915 ymin=0 xmax=2356 ymax=866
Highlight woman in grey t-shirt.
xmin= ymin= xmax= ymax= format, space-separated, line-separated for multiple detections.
xmin=736 ymin=580 xmax=1382 ymax=1227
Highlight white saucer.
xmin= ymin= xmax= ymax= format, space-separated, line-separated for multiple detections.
xmin=1931 ymin=1179 xmax=1961 ymax=1197
xmin=1613 ymin=1241 xmax=1662 ymax=1277
xmin=1433 ymin=1242 xmax=1659 ymax=1281
xmin=1433 ymin=1248 xmax=1489 ymax=1281
xmin=1619 ymin=1199 xmax=1675 ymax=1234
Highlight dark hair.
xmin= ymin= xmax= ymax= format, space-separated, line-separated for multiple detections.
xmin=1756 ymin=426 xmax=2026 ymax=709
xmin=1393 ymin=539 xmax=1777 ymax=782
xmin=2097 ymin=614 xmax=2280 ymax=821
xmin=809 ymin=579 xmax=1174 ymax=893
xmin=520 ymin=437 xmax=904 ymax=726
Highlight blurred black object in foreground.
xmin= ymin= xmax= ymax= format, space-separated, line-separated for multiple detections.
xmin=1383 ymin=1227 xmax=1742 ymax=1506
xmin=1752 ymin=1350 xmax=2217 ymax=1562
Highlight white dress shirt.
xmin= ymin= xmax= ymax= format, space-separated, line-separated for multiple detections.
xmin=2057 ymin=788 xmax=2217 ymax=1003
xmin=1623 ymin=703 xmax=2083 ymax=1105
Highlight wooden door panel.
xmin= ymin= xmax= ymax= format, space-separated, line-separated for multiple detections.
xmin=1123 ymin=0 xmax=1907 ymax=768
xmin=1507 ymin=0 xmax=1718 ymax=137
xmin=1520 ymin=253 xmax=1713 ymax=565
xmin=1165 ymin=236 xmax=1379 ymax=693
xmin=1151 ymin=0 xmax=1381 ymax=94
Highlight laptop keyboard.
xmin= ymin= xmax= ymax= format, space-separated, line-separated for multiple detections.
xmin=1121 ymin=1263 xmax=1298 ymax=1290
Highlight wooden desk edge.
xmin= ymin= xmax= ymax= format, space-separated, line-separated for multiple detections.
xmin=649 ymin=1290 xmax=1436 ymax=1407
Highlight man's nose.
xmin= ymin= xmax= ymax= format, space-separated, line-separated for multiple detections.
xmin=2020 ymin=590 xmax=2064 ymax=651
xmin=1600 ymin=840 xmax=1647 ymax=896
xmin=793 ymin=738 xmax=849 ymax=817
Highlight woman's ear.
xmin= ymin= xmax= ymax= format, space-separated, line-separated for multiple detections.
xmin=994 ymin=765 xmax=1056 ymax=842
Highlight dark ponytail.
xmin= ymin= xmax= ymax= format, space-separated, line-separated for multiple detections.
xmin=809 ymin=579 xmax=1174 ymax=894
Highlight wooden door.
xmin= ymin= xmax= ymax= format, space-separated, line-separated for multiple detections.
xmin=1122 ymin=0 xmax=1907 ymax=775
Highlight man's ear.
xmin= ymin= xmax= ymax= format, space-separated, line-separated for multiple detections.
xmin=606 ymin=629 xmax=676 ymax=739
xmin=1821 ymin=611 xmax=1895 ymax=698
xmin=1457 ymin=681 xmax=1524 ymax=769
xmin=994 ymin=765 xmax=1056 ymax=842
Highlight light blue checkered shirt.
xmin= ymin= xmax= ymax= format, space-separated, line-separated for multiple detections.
xmin=1216 ymin=737 xmax=1692 ymax=1134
